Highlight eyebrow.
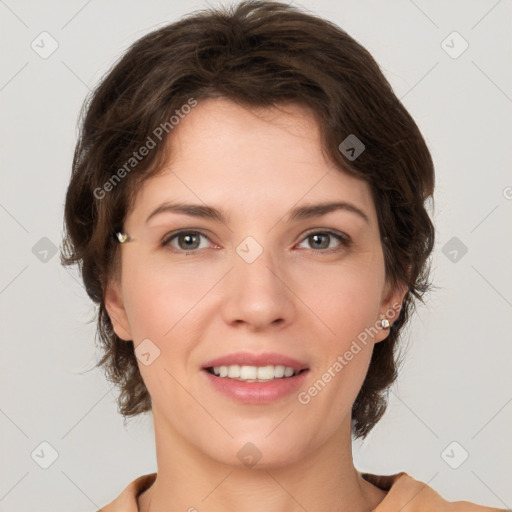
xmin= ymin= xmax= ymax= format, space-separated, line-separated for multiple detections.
xmin=145 ymin=200 xmax=370 ymax=225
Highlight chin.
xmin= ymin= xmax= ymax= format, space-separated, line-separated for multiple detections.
xmin=193 ymin=428 xmax=314 ymax=470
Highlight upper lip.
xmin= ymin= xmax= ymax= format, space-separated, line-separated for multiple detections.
xmin=202 ymin=352 xmax=308 ymax=371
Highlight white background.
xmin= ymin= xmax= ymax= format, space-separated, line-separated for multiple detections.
xmin=0 ymin=0 xmax=511 ymax=510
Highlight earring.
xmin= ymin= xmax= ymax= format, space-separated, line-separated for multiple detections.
xmin=380 ymin=318 xmax=390 ymax=329
xmin=116 ymin=232 xmax=130 ymax=244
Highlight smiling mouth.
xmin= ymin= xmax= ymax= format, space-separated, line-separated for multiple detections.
xmin=205 ymin=365 xmax=307 ymax=382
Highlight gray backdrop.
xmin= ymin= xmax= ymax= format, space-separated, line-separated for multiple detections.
xmin=1 ymin=0 xmax=511 ymax=510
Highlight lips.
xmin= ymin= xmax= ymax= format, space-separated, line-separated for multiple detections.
xmin=201 ymin=352 xmax=309 ymax=404
xmin=202 ymin=352 xmax=308 ymax=371
xmin=203 ymin=369 xmax=308 ymax=403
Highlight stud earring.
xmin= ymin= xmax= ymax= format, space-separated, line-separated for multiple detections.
xmin=380 ymin=318 xmax=390 ymax=329
xmin=116 ymin=232 xmax=130 ymax=244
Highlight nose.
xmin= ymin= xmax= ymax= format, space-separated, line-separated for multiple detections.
xmin=221 ymin=244 xmax=296 ymax=332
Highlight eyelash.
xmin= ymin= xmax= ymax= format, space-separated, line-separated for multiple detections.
xmin=160 ymin=229 xmax=352 ymax=255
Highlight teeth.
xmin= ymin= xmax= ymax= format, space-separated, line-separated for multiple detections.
xmin=284 ymin=366 xmax=294 ymax=377
xmin=257 ymin=365 xmax=274 ymax=380
xmin=227 ymin=365 xmax=240 ymax=378
xmin=211 ymin=365 xmax=300 ymax=381
xmin=274 ymin=365 xmax=285 ymax=378
xmin=240 ymin=365 xmax=257 ymax=380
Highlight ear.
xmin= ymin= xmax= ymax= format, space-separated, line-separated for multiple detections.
xmin=373 ymin=280 xmax=408 ymax=344
xmin=104 ymin=277 xmax=133 ymax=341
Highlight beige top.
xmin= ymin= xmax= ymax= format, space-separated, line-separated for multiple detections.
xmin=98 ymin=471 xmax=506 ymax=511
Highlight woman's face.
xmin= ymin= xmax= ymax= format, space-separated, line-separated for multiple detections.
xmin=106 ymin=98 xmax=404 ymax=467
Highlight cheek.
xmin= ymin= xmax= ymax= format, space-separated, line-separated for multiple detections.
xmin=299 ymin=258 xmax=385 ymax=343
xmin=121 ymin=255 xmax=223 ymax=343
xmin=295 ymin=260 xmax=383 ymax=411
xmin=122 ymin=247 xmax=385 ymax=353
xmin=120 ymin=261 xmax=215 ymax=406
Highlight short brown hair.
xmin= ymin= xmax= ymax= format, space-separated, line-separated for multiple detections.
xmin=61 ymin=0 xmax=435 ymax=439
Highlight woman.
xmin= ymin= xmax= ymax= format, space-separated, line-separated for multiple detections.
xmin=60 ymin=1 xmax=506 ymax=510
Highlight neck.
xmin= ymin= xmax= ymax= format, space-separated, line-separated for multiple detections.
xmin=138 ymin=412 xmax=386 ymax=512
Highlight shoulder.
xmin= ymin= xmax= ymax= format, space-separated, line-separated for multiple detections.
xmin=97 ymin=473 xmax=156 ymax=512
xmin=362 ymin=471 xmax=508 ymax=511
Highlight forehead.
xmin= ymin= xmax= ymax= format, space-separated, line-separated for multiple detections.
xmin=127 ymin=98 xmax=376 ymax=226
xmin=172 ymin=97 xmax=321 ymax=149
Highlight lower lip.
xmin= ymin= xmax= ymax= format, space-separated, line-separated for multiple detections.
xmin=202 ymin=369 xmax=309 ymax=404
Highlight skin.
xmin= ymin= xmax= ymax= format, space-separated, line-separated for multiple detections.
xmin=105 ymin=97 xmax=407 ymax=511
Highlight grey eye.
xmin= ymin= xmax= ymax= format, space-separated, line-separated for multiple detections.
xmin=164 ymin=231 xmax=210 ymax=251
xmin=297 ymin=231 xmax=348 ymax=251
xmin=308 ymin=233 xmax=331 ymax=249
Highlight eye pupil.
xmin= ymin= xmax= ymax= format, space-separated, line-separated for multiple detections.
xmin=180 ymin=233 xmax=199 ymax=249
xmin=311 ymin=233 xmax=329 ymax=249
